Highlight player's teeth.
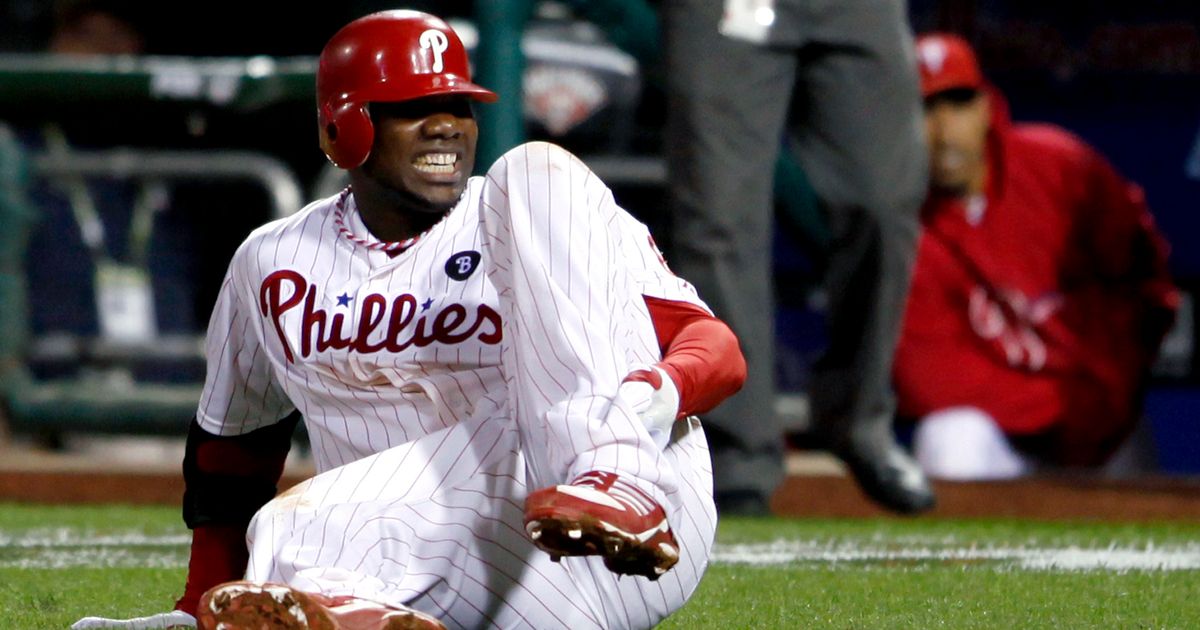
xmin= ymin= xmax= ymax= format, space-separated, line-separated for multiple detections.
xmin=568 ymin=528 xmax=582 ymax=539
xmin=530 ymin=529 xmax=542 ymax=540
xmin=414 ymin=153 xmax=457 ymax=174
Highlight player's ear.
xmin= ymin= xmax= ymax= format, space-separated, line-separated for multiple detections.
xmin=319 ymin=100 xmax=375 ymax=169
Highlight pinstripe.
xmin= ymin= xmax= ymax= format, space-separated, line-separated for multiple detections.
xmin=207 ymin=143 xmax=715 ymax=629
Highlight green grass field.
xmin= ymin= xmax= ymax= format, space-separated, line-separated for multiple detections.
xmin=2 ymin=503 xmax=1199 ymax=629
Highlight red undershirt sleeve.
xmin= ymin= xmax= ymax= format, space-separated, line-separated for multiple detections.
xmin=644 ymin=295 xmax=747 ymax=417
xmin=175 ymin=523 xmax=248 ymax=615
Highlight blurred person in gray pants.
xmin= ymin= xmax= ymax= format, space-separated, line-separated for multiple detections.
xmin=662 ymin=0 xmax=934 ymax=514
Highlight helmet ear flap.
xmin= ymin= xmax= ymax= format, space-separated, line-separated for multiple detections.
xmin=319 ymin=100 xmax=375 ymax=169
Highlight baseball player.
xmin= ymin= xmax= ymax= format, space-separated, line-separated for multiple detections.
xmin=893 ymin=33 xmax=1179 ymax=479
xmin=72 ymin=10 xmax=746 ymax=630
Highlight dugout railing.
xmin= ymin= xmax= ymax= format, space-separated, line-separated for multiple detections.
xmin=0 ymin=51 xmax=324 ymax=441
xmin=0 ymin=138 xmax=306 ymax=439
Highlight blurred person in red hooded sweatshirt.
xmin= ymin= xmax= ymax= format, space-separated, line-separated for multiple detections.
xmin=892 ymin=33 xmax=1181 ymax=480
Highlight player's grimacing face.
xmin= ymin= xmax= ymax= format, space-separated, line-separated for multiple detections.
xmin=924 ymin=88 xmax=989 ymax=195
xmin=363 ymin=96 xmax=478 ymax=212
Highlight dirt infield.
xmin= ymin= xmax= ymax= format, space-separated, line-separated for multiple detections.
xmin=3 ymin=463 xmax=1199 ymax=521
xmin=771 ymin=474 xmax=1200 ymax=521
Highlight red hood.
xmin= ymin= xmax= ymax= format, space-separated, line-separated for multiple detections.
xmin=923 ymin=83 xmax=1013 ymax=217
xmin=982 ymin=83 xmax=1012 ymax=199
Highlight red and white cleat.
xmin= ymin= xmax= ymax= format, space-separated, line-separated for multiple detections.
xmin=523 ymin=471 xmax=680 ymax=580
xmin=196 ymin=580 xmax=445 ymax=630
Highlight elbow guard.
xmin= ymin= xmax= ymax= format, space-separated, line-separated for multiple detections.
xmin=181 ymin=412 xmax=300 ymax=529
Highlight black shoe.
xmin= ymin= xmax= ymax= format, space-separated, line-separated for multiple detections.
xmin=836 ymin=441 xmax=936 ymax=514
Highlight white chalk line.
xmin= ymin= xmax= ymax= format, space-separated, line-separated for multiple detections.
xmin=0 ymin=529 xmax=189 ymax=569
xmin=712 ymin=540 xmax=1200 ymax=572
xmin=3 ymin=531 xmax=1200 ymax=571
xmin=0 ymin=529 xmax=189 ymax=548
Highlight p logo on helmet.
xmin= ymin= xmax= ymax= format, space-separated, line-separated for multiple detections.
xmin=420 ymin=29 xmax=449 ymax=73
xmin=316 ymin=11 xmax=499 ymax=170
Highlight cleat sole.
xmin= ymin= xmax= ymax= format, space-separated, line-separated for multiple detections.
xmin=524 ymin=511 xmax=678 ymax=580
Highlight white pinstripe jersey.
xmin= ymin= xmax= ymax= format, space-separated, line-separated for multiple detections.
xmin=196 ymin=170 xmax=704 ymax=474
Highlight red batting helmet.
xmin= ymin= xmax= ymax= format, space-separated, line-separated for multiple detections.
xmin=317 ymin=10 xmax=498 ymax=169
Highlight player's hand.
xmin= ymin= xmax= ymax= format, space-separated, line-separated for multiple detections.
xmin=71 ymin=610 xmax=197 ymax=629
xmin=619 ymin=364 xmax=680 ymax=449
